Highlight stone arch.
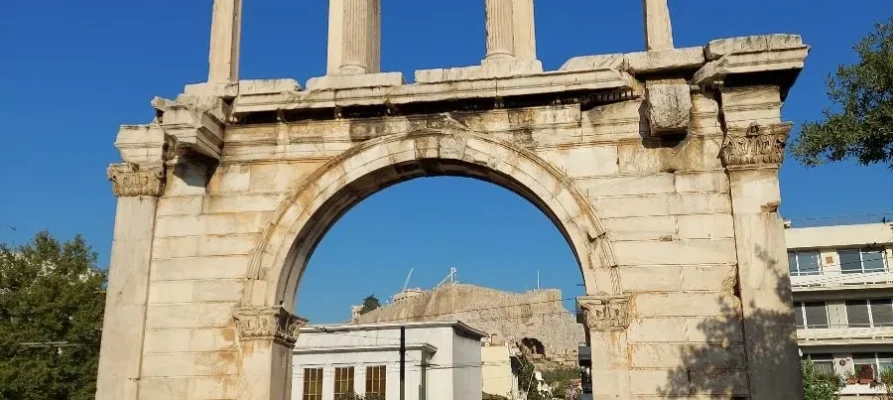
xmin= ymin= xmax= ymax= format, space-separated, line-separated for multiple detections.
xmin=242 ymin=126 xmax=622 ymax=310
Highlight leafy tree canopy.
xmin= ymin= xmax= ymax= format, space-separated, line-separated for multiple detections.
xmin=792 ymin=18 xmax=893 ymax=168
xmin=0 ymin=231 xmax=107 ymax=400
xmin=800 ymin=360 xmax=840 ymax=400
xmin=360 ymin=294 xmax=381 ymax=315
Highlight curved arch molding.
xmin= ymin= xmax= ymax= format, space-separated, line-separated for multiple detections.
xmin=242 ymin=127 xmax=622 ymax=308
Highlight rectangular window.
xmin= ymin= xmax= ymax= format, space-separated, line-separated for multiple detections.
xmin=804 ymin=302 xmax=829 ymax=329
xmin=366 ymin=365 xmax=386 ymax=397
xmin=789 ymin=250 xmax=821 ymax=276
xmin=846 ymin=300 xmax=872 ymax=327
xmin=840 ymin=248 xmax=888 ymax=274
xmin=794 ymin=302 xmax=805 ymax=328
xmin=303 ymin=368 xmax=323 ymax=400
xmin=880 ymin=353 xmax=893 ymax=375
xmin=872 ymin=300 xmax=893 ymax=327
xmin=804 ymin=353 xmax=835 ymax=375
xmin=334 ymin=367 xmax=355 ymax=400
xmin=854 ymin=353 xmax=879 ymax=380
xmin=845 ymin=299 xmax=893 ymax=328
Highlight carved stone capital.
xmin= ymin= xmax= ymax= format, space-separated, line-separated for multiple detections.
xmin=233 ymin=307 xmax=308 ymax=347
xmin=578 ymin=295 xmax=631 ymax=332
xmin=107 ymin=162 xmax=166 ymax=197
xmin=720 ymin=123 xmax=792 ymax=169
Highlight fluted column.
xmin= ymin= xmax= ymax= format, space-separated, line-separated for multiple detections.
xmin=485 ymin=0 xmax=515 ymax=61
xmin=511 ymin=0 xmax=537 ymax=61
xmin=207 ymin=0 xmax=242 ymax=82
xmin=643 ymin=0 xmax=674 ymax=51
xmin=340 ymin=0 xmax=370 ymax=74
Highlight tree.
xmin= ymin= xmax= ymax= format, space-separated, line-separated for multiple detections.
xmin=801 ymin=359 xmax=840 ymax=400
xmin=0 ymin=231 xmax=107 ymax=400
xmin=792 ymin=17 xmax=893 ymax=169
xmin=359 ymin=294 xmax=381 ymax=315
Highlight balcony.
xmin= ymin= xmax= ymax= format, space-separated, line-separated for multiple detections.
xmin=798 ymin=325 xmax=893 ymax=346
xmin=791 ymin=269 xmax=893 ymax=292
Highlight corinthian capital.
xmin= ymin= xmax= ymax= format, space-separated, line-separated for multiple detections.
xmin=720 ymin=123 xmax=792 ymax=169
xmin=233 ymin=306 xmax=308 ymax=347
xmin=578 ymin=295 xmax=631 ymax=332
xmin=107 ymin=163 xmax=166 ymax=197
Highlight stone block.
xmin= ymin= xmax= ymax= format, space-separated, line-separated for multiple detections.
xmin=155 ymin=213 xmax=268 ymax=238
xmin=204 ymin=193 xmax=285 ymax=214
xmin=137 ymin=377 xmax=189 ymax=399
xmin=577 ymin=174 xmax=675 ymax=197
xmin=635 ymin=293 xmax=740 ymax=318
xmin=305 ymin=72 xmax=404 ymax=91
xmin=414 ymin=59 xmax=543 ymax=83
xmin=677 ymin=214 xmax=734 ymax=239
xmin=146 ymin=303 xmax=235 ymax=329
xmin=560 ymin=53 xmax=626 ymax=72
xmin=189 ymin=328 xmax=238 ymax=352
xmin=628 ymin=319 xmax=689 ymax=343
xmin=187 ymin=376 xmax=240 ymax=399
xmin=193 ymin=280 xmax=244 ymax=302
xmin=209 ymin=163 xmax=251 ymax=193
xmin=595 ymin=193 xmax=730 ymax=218
xmin=674 ymin=172 xmax=729 ymax=193
xmin=630 ymin=343 xmax=745 ymax=369
xmin=148 ymin=281 xmax=194 ymax=304
xmin=626 ymin=46 xmax=705 ymax=73
xmin=628 ymin=369 xmax=681 ymax=395
xmin=141 ymin=351 xmax=239 ymax=377
xmin=646 ymin=80 xmax=692 ymax=136
xmin=705 ymin=34 xmax=804 ymax=60
xmin=157 ymin=196 xmax=204 ymax=216
xmin=682 ymin=265 xmax=738 ymax=292
xmin=602 ymin=215 xmax=677 ymax=241
xmin=614 ymin=239 xmax=737 ymax=266
xmin=689 ymin=369 xmax=748 ymax=396
xmin=152 ymin=255 xmax=250 ymax=281
xmin=249 ymin=162 xmax=319 ymax=193
xmin=620 ymin=266 xmax=683 ymax=292
xmin=538 ymin=145 xmax=619 ymax=178
xmin=238 ymin=79 xmax=302 ymax=95
xmin=153 ymin=233 xmax=260 ymax=258
xmin=144 ymin=329 xmax=191 ymax=353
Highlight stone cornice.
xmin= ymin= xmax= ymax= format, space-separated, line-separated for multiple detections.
xmin=107 ymin=162 xmax=166 ymax=197
xmin=578 ymin=295 xmax=631 ymax=332
xmin=720 ymin=123 xmax=792 ymax=169
xmin=233 ymin=306 xmax=308 ymax=347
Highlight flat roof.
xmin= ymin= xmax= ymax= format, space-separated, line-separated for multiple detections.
xmin=785 ymin=223 xmax=893 ymax=249
xmin=301 ymin=320 xmax=487 ymax=339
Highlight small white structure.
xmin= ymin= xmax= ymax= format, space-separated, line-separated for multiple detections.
xmin=292 ymin=321 xmax=485 ymax=400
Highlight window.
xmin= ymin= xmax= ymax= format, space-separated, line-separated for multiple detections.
xmin=794 ymin=302 xmax=829 ymax=329
xmin=789 ymin=250 xmax=821 ymax=276
xmin=366 ymin=365 xmax=386 ymax=397
xmin=845 ymin=299 xmax=893 ymax=327
xmin=803 ymin=353 xmax=835 ymax=375
xmin=335 ymin=367 xmax=355 ymax=400
xmin=852 ymin=353 xmax=893 ymax=380
xmin=840 ymin=248 xmax=888 ymax=274
xmin=303 ymin=368 xmax=323 ymax=400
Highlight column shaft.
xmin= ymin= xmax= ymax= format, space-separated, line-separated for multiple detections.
xmin=340 ymin=0 xmax=370 ymax=74
xmin=642 ymin=0 xmax=674 ymax=51
xmin=485 ymin=0 xmax=515 ymax=60
xmin=208 ymin=0 xmax=242 ymax=82
xmin=511 ymin=0 xmax=536 ymax=61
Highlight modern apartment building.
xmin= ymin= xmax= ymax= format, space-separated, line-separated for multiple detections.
xmin=788 ymin=222 xmax=893 ymax=398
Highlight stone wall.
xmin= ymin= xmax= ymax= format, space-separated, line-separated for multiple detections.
xmin=356 ymin=284 xmax=585 ymax=363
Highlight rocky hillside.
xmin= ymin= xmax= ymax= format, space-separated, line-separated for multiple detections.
xmin=354 ymin=283 xmax=584 ymax=364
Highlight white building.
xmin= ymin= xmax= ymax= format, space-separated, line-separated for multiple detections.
xmin=292 ymin=321 xmax=485 ymax=400
xmin=787 ymin=222 xmax=893 ymax=398
xmin=481 ymin=335 xmax=521 ymax=399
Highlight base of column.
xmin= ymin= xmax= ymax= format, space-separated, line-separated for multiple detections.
xmin=306 ymin=72 xmax=405 ymax=91
xmin=414 ymin=59 xmax=543 ymax=83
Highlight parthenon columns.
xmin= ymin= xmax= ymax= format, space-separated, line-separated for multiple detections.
xmin=643 ymin=0 xmax=674 ymax=51
xmin=207 ymin=0 xmax=242 ymax=83
xmin=327 ymin=0 xmax=381 ymax=75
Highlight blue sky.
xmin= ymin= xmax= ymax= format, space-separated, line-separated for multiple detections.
xmin=1 ymin=0 xmax=891 ymax=322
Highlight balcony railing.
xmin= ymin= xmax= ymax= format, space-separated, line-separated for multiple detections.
xmin=790 ymin=269 xmax=893 ymax=290
xmin=797 ymin=325 xmax=893 ymax=343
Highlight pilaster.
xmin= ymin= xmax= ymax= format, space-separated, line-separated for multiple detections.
xmin=720 ymin=85 xmax=803 ymax=399
xmin=95 ymin=128 xmax=175 ymax=400
xmin=234 ymin=307 xmax=308 ymax=400
xmin=578 ymin=296 xmax=632 ymax=399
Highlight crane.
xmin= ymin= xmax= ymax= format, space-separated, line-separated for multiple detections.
xmin=436 ymin=267 xmax=458 ymax=288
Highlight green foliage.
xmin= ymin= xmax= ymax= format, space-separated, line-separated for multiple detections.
xmin=338 ymin=393 xmax=385 ymax=400
xmin=542 ymin=366 xmax=580 ymax=399
xmin=793 ymin=17 xmax=893 ymax=169
xmin=360 ymin=294 xmax=381 ymax=315
xmin=875 ymin=368 xmax=893 ymax=400
xmin=801 ymin=360 xmax=840 ymax=400
xmin=517 ymin=355 xmax=545 ymax=400
xmin=0 ymin=231 xmax=107 ymax=400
